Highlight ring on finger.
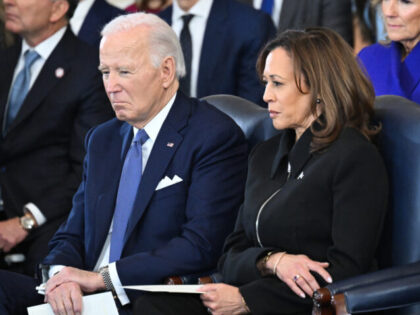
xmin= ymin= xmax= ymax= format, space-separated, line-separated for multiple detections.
xmin=293 ymin=274 xmax=301 ymax=282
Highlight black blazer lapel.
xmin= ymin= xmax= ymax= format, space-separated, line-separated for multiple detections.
xmin=6 ymin=28 xmax=77 ymax=135
xmin=124 ymin=93 xmax=189 ymax=243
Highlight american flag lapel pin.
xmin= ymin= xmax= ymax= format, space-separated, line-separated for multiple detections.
xmin=167 ymin=142 xmax=174 ymax=148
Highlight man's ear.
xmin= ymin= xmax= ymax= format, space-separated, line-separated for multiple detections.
xmin=50 ymin=0 xmax=70 ymax=23
xmin=160 ymin=56 xmax=177 ymax=89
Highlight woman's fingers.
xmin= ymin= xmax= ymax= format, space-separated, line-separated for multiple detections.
xmin=308 ymin=262 xmax=333 ymax=283
xmin=295 ymin=269 xmax=320 ymax=295
xmin=284 ymin=277 xmax=306 ymax=298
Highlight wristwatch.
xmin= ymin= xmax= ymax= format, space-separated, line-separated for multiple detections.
xmin=19 ymin=213 xmax=36 ymax=231
xmin=99 ymin=266 xmax=115 ymax=292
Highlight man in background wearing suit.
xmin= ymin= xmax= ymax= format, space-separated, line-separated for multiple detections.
xmin=159 ymin=0 xmax=276 ymax=107
xmin=71 ymin=0 xmax=124 ymax=48
xmin=0 ymin=12 xmax=247 ymax=315
xmin=239 ymin=0 xmax=353 ymax=45
xmin=0 ymin=0 xmax=113 ymax=276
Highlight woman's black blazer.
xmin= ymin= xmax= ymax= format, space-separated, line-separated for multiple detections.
xmin=219 ymin=127 xmax=389 ymax=315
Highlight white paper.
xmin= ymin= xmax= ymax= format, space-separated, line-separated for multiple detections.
xmin=27 ymin=291 xmax=118 ymax=315
xmin=122 ymin=284 xmax=204 ymax=294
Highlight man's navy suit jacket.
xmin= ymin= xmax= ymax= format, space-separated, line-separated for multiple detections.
xmin=0 ymin=28 xmax=112 ymax=272
xmin=77 ymin=0 xmax=124 ymax=48
xmin=159 ymin=0 xmax=276 ymax=107
xmin=43 ymin=92 xmax=248 ymax=301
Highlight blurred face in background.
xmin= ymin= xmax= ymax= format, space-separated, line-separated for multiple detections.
xmin=262 ymin=48 xmax=316 ymax=141
xmin=176 ymin=0 xmax=199 ymax=11
xmin=3 ymin=0 xmax=68 ymax=45
xmin=382 ymin=0 xmax=420 ymax=53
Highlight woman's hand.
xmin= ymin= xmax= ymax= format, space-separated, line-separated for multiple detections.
xmin=199 ymin=283 xmax=249 ymax=315
xmin=267 ymin=253 xmax=332 ymax=298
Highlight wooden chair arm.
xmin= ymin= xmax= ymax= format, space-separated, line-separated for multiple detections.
xmin=313 ymin=287 xmax=332 ymax=307
xmin=332 ymin=293 xmax=350 ymax=315
xmin=164 ymin=276 xmax=184 ymax=285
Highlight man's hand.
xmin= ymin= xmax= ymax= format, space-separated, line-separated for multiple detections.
xmin=45 ymin=281 xmax=83 ymax=315
xmin=0 ymin=217 xmax=28 ymax=252
xmin=45 ymin=266 xmax=106 ymax=296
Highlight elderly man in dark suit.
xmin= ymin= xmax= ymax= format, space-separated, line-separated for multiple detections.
xmin=0 ymin=0 xmax=113 ymax=276
xmin=0 ymin=12 xmax=247 ymax=315
xmin=159 ymin=0 xmax=276 ymax=107
xmin=238 ymin=0 xmax=353 ymax=44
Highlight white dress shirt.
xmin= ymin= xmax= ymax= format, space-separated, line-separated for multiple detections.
xmin=70 ymin=0 xmax=96 ymax=35
xmin=172 ymin=0 xmax=213 ymax=97
xmin=6 ymin=26 xmax=67 ymax=226
xmin=49 ymin=93 xmax=177 ymax=306
xmin=253 ymin=0 xmax=283 ymax=28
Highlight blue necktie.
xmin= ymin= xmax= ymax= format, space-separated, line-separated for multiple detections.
xmin=109 ymin=129 xmax=149 ymax=262
xmin=5 ymin=50 xmax=40 ymax=131
xmin=261 ymin=0 xmax=274 ymax=15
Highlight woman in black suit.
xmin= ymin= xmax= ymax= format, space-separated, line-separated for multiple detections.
xmin=134 ymin=28 xmax=388 ymax=315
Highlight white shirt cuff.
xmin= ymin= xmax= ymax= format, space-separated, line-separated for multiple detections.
xmin=109 ymin=262 xmax=130 ymax=306
xmin=24 ymin=202 xmax=47 ymax=226
xmin=48 ymin=265 xmax=65 ymax=279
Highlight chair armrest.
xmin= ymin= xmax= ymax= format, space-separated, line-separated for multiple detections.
xmin=164 ymin=271 xmax=222 ymax=285
xmin=343 ymin=273 xmax=420 ymax=313
xmin=318 ymin=261 xmax=420 ymax=299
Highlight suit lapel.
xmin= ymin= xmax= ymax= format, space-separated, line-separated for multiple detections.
xmin=400 ymin=42 xmax=420 ymax=98
xmin=5 ymin=28 xmax=76 ymax=135
xmin=158 ymin=6 xmax=173 ymax=25
xmin=0 ymin=43 xmax=22 ymax=134
xmin=78 ymin=0 xmax=101 ymax=41
xmin=197 ymin=0 xmax=227 ymax=96
xmin=124 ymin=93 xmax=189 ymax=244
xmin=278 ymin=0 xmax=298 ymax=31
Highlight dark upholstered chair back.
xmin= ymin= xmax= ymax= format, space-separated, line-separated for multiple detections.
xmin=313 ymin=95 xmax=420 ymax=315
xmin=375 ymin=95 xmax=420 ymax=269
xmin=201 ymin=94 xmax=279 ymax=151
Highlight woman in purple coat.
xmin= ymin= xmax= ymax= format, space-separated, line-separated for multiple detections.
xmin=358 ymin=0 xmax=420 ymax=104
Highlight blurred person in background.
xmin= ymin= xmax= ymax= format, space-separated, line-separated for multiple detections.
xmin=126 ymin=0 xmax=171 ymax=13
xmin=238 ymin=0 xmax=353 ymax=45
xmin=70 ymin=0 xmax=124 ymax=48
xmin=358 ymin=0 xmax=420 ymax=103
xmin=0 ymin=0 xmax=113 ymax=276
xmin=159 ymin=0 xmax=276 ymax=107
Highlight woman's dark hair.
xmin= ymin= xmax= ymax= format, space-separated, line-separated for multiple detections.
xmin=257 ymin=27 xmax=379 ymax=152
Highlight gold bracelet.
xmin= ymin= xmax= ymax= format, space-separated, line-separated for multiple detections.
xmin=263 ymin=251 xmax=274 ymax=268
xmin=272 ymin=251 xmax=287 ymax=275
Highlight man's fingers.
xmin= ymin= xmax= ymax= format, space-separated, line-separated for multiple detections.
xmin=70 ymin=287 xmax=83 ymax=314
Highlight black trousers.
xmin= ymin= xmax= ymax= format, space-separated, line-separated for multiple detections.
xmin=134 ymin=293 xmax=209 ymax=315
xmin=0 ymin=270 xmax=43 ymax=315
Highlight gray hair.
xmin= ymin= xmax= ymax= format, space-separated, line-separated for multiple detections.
xmin=101 ymin=12 xmax=186 ymax=79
